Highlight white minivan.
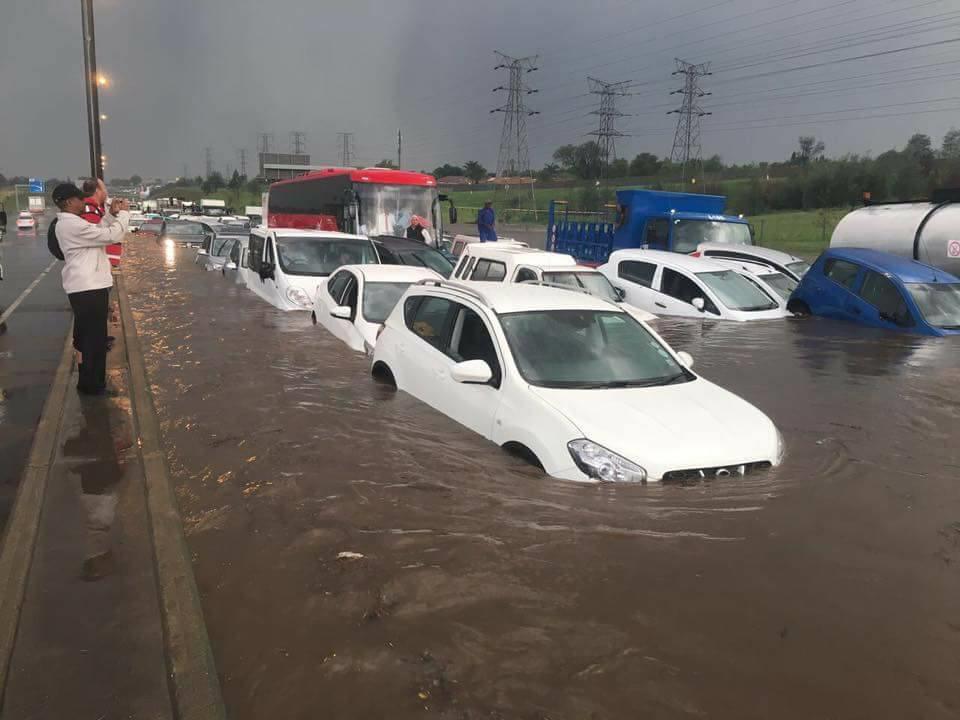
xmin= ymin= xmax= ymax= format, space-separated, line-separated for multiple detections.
xmin=240 ymin=228 xmax=379 ymax=311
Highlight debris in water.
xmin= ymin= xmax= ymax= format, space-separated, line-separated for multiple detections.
xmin=337 ymin=551 xmax=365 ymax=560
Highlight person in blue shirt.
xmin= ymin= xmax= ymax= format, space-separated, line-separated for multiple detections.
xmin=477 ymin=201 xmax=497 ymax=242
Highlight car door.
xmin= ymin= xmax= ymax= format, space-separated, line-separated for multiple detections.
xmin=317 ymin=269 xmax=360 ymax=349
xmin=855 ymin=270 xmax=916 ymax=331
xmin=261 ymin=235 xmax=284 ymax=306
xmin=818 ymin=257 xmax=864 ymax=320
xmin=613 ymin=259 xmax=659 ymax=312
xmin=657 ymin=267 xmax=721 ymax=318
xmin=400 ymin=295 xmax=459 ymax=409
xmin=244 ymin=233 xmax=268 ymax=300
xmin=431 ymin=301 xmax=504 ymax=439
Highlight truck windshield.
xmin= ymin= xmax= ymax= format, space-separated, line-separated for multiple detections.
xmin=906 ymin=283 xmax=960 ymax=328
xmin=275 ymin=237 xmax=378 ymax=277
xmin=696 ymin=270 xmax=779 ymax=311
xmin=499 ymin=310 xmax=688 ymax=389
xmin=673 ymin=220 xmax=751 ymax=253
xmin=542 ymin=271 xmax=620 ymax=303
xmin=355 ymin=184 xmax=439 ymax=238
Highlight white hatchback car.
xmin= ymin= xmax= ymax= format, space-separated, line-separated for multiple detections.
xmin=312 ymin=265 xmax=441 ymax=353
xmin=372 ymin=281 xmax=783 ymax=482
xmin=709 ymin=257 xmax=798 ymax=307
xmin=693 ymin=242 xmax=811 ymax=281
xmin=16 ymin=212 xmax=36 ymax=231
xmin=599 ymin=249 xmax=791 ymax=321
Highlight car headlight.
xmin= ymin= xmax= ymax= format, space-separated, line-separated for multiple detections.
xmin=567 ymin=439 xmax=646 ymax=483
xmin=775 ymin=428 xmax=786 ymax=465
xmin=286 ymin=286 xmax=312 ymax=308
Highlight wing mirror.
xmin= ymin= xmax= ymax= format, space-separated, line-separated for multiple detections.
xmin=197 ymin=249 xmax=209 ymax=256
xmin=330 ymin=305 xmax=352 ymax=320
xmin=692 ymin=297 xmax=706 ymax=312
xmin=259 ymin=262 xmax=275 ymax=280
xmin=450 ymin=359 xmax=493 ymax=384
xmin=614 ymin=286 xmax=626 ymax=301
xmin=676 ymin=351 xmax=694 ymax=369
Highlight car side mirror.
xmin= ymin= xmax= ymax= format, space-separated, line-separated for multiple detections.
xmin=450 ymin=359 xmax=493 ymax=384
xmin=692 ymin=297 xmax=706 ymax=312
xmin=197 ymin=249 xmax=209 ymax=256
xmin=676 ymin=351 xmax=694 ymax=369
xmin=449 ymin=206 xmax=458 ymax=224
xmin=259 ymin=262 xmax=275 ymax=280
xmin=614 ymin=286 xmax=626 ymax=301
xmin=330 ymin=305 xmax=352 ymax=320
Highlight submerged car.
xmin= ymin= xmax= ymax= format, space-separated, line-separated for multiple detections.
xmin=710 ymin=257 xmax=798 ymax=307
xmin=787 ymin=248 xmax=960 ymax=336
xmin=372 ymin=281 xmax=783 ymax=482
xmin=161 ymin=220 xmax=212 ymax=247
xmin=312 ymin=265 xmax=442 ymax=353
xmin=373 ymin=236 xmax=455 ymax=278
xmin=599 ymin=249 xmax=790 ymax=321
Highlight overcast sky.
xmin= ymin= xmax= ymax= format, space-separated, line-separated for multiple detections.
xmin=2 ymin=0 xmax=959 ymax=179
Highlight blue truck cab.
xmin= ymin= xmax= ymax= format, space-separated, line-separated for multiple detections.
xmin=547 ymin=189 xmax=752 ymax=265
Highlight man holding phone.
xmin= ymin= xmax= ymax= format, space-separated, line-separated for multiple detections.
xmin=52 ymin=183 xmax=129 ymax=396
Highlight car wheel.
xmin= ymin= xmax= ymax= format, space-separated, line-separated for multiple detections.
xmin=371 ymin=361 xmax=397 ymax=388
xmin=502 ymin=442 xmax=545 ymax=472
xmin=311 ymin=311 xmax=317 ymax=325
xmin=787 ymin=299 xmax=811 ymax=316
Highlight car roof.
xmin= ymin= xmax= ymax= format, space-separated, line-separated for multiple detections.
xmin=372 ymin=235 xmax=441 ymax=252
xmin=697 ymin=242 xmax=802 ymax=263
xmin=711 ymin=257 xmax=786 ymax=277
xmin=463 ymin=243 xmax=577 ymax=268
xmin=607 ymin=248 xmax=731 ymax=272
xmin=265 ymin=228 xmax=369 ymax=241
xmin=823 ymin=247 xmax=958 ymax=283
xmin=339 ymin=265 xmax=440 ymax=282
xmin=414 ymin=280 xmax=619 ymax=314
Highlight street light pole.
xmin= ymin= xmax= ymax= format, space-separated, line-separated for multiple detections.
xmin=80 ymin=0 xmax=104 ymax=180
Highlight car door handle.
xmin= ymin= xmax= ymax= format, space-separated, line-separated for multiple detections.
xmin=655 ymin=302 xmax=667 ymax=309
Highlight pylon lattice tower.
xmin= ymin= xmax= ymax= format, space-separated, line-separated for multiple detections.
xmin=587 ymin=76 xmax=633 ymax=172
xmin=290 ymin=131 xmax=306 ymax=155
xmin=667 ymin=59 xmax=712 ymax=186
xmin=337 ymin=132 xmax=354 ymax=166
xmin=491 ymin=52 xmax=539 ymax=178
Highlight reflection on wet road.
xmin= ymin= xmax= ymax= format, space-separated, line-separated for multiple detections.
xmin=122 ymin=239 xmax=960 ymax=719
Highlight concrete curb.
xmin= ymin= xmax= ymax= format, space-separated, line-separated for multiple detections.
xmin=116 ymin=277 xmax=226 ymax=720
xmin=0 ymin=325 xmax=75 ymax=701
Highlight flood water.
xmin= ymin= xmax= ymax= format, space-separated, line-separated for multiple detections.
xmin=122 ymin=239 xmax=960 ymax=719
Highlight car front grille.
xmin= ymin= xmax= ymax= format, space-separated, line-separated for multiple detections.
xmin=662 ymin=461 xmax=772 ymax=482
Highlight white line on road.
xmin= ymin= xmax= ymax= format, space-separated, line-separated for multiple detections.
xmin=0 ymin=261 xmax=58 ymax=327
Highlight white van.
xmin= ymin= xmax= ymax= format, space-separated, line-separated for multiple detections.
xmin=240 ymin=227 xmax=379 ymax=311
xmin=245 ymin=205 xmax=263 ymax=226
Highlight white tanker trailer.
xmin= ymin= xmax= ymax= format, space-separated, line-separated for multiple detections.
xmin=830 ymin=190 xmax=960 ymax=277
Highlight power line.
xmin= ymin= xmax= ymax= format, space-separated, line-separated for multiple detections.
xmin=586 ymin=77 xmax=634 ymax=171
xmin=668 ymin=59 xmax=711 ymax=185
xmin=257 ymin=133 xmax=273 ymax=154
xmin=290 ymin=131 xmax=306 ymax=155
xmin=491 ymin=52 xmax=539 ymax=177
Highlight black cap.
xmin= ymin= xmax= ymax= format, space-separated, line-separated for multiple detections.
xmin=52 ymin=183 xmax=84 ymax=206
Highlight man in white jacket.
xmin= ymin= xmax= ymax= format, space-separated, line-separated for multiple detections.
xmin=52 ymin=183 xmax=130 ymax=396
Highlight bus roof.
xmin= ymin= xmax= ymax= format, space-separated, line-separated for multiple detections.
xmin=272 ymin=167 xmax=436 ymax=188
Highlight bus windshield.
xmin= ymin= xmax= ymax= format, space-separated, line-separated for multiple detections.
xmin=355 ymin=184 xmax=439 ymax=238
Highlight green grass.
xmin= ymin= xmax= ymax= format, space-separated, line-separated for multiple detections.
xmin=749 ymin=208 xmax=847 ymax=258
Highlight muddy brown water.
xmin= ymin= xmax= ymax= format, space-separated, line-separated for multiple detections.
xmin=122 ymin=239 xmax=960 ymax=719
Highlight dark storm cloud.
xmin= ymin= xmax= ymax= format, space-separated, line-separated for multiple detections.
xmin=2 ymin=0 xmax=958 ymax=179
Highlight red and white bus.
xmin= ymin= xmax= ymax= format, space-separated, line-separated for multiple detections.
xmin=265 ymin=167 xmax=456 ymax=241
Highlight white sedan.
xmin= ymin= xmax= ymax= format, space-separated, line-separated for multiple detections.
xmin=16 ymin=212 xmax=36 ymax=231
xmin=372 ymin=281 xmax=783 ymax=482
xmin=313 ymin=265 xmax=442 ymax=354
xmin=599 ymin=249 xmax=791 ymax=321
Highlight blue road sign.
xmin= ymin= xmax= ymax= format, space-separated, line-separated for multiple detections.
xmin=28 ymin=178 xmax=44 ymax=193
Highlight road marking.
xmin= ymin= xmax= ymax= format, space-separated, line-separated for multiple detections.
xmin=0 ymin=261 xmax=58 ymax=326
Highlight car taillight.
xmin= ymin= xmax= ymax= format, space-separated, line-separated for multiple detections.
xmin=376 ymin=324 xmax=386 ymax=340
xmin=690 ymin=251 xmax=701 ymax=257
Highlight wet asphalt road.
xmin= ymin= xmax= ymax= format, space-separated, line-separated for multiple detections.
xmin=121 ymin=239 xmax=960 ymax=719
xmin=0 ymin=215 xmax=71 ymax=533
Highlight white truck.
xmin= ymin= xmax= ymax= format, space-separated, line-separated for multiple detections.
xmin=28 ymin=196 xmax=46 ymax=214
xmin=245 ymin=205 xmax=263 ymax=226
xmin=200 ymin=198 xmax=227 ymax=218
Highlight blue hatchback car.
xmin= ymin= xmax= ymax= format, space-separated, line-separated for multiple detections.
xmin=787 ymin=248 xmax=960 ymax=336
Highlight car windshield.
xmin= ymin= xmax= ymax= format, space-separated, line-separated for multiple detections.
xmin=758 ymin=272 xmax=797 ymax=301
xmin=673 ymin=220 xmax=752 ymax=253
xmin=211 ymin=237 xmax=237 ymax=256
xmin=499 ymin=310 xmax=689 ymax=389
xmin=696 ymin=270 xmax=779 ymax=311
xmin=542 ymin=271 xmax=620 ymax=303
xmin=396 ymin=248 xmax=454 ymax=277
xmin=362 ymin=282 xmax=413 ymax=324
xmin=166 ymin=222 xmax=203 ymax=236
xmin=906 ymin=282 xmax=960 ymax=328
xmin=275 ymin=237 xmax=377 ymax=276
xmin=786 ymin=260 xmax=811 ymax=278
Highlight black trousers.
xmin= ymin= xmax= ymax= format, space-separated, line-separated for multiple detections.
xmin=68 ymin=288 xmax=110 ymax=394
